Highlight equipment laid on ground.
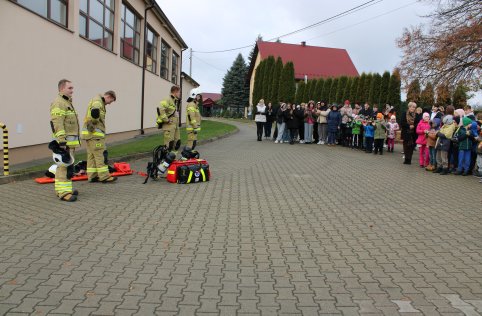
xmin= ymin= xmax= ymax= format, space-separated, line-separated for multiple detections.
xmin=144 ymin=145 xmax=210 ymax=184
xmin=144 ymin=145 xmax=176 ymax=183
xmin=35 ymin=162 xmax=133 ymax=184
xmin=166 ymin=159 xmax=210 ymax=184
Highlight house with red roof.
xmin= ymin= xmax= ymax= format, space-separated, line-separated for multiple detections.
xmin=200 ymin=93 xmax=223 ymax=116
xmin=248 ymin=41 xmax=359 ymax=105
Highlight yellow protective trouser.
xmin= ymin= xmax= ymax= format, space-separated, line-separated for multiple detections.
xmin=187 ymin=131 xmax=197 ymax=149
xmin=54 ymin=149 xmax=74 ymax=198
xmin=86 ymin=138 xmax=110 ymax=181
xmin=162 ymin=117 xmax=180 ymax=147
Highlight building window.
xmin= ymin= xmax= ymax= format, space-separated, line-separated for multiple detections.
xmin=171 ymin=52 xmax=179 ymax=84
xmin=121 ymin=3 xmax=141 ymax=64
xmin=79 ymin=0 xmax=115 ymax=51
xmin=13 ymin=0 xmax=68 ymax=27
xmin=160 ymin=41 xmax=170 ymax=80
xmin=146 ymin=27 xmax=158 ymax=73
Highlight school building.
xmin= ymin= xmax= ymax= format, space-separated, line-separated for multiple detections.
xmin=0 ymin=0 xmax=198 ymax=165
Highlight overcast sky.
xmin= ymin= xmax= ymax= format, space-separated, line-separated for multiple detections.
xmin=158 ymin=0 xmax=479 ymax=105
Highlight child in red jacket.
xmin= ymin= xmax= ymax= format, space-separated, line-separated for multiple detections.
xmin=416 ymin=112 xmax=430 ymax=168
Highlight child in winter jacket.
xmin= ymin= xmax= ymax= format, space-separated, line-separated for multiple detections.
xmin=454 ymin=117 xmax=474 ymax=175
xmin=363 ymin=119 xmax=375 ymax=153
xmin=351 ymin=116 xmax=362 ymax=149
xmin=386 ymin=115 xmax=399 ymax=153
xmin=373 ymin=113 xmax=387 ymax=155
xmin=425 ymin=120 xmax=439 ymax=171
xmin=435 ymin=115 xmax=456 ymax=175
xmin=416 ymin=112 xmax=430 ymax=168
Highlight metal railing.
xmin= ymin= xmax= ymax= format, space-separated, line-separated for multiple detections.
xmin=0 ymin=122 xmax=9 ymax=176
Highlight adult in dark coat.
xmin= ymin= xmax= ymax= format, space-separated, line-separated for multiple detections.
xmin=264 ymin=102 xmax=275 ymax=139
xmin=326 ymin=104 xmax=341 ymax=145
xmin=286 ymin=105 xmax=299 ymax=144
xmin=295 ymin=105 xmax=305 ymax=143
xmin=359 ymin=103 xmax=373 ymax=119
xmin=401 ymin=102 xmax=417 ymax=164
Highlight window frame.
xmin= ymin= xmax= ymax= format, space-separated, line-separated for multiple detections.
xmin=160 ymin=40 xmax=170 ymax=81
xmin=171 ymin=51 xmax=179 ymax=84
xmin=79 ymin=0 xmax=115 ymax=51
xmin=11 ymin=0 xmax=69 ymax=28
xmin=145 ymin=25 xmax=158 ymax=74
xmin=120 ymin=2 xmax=141 ymax=65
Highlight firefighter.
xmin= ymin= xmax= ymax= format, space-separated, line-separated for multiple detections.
xmin=156 ymin=85 xmax=181 ymax=155
xmin=186 ymin=88 xmax=202 ymax=149
xmin=81 ymin=91 xmax=117 ymax=183
xmin=49 ymin=79 xmax=80 ymax=202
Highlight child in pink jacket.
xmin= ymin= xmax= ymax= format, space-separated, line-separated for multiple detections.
xmin=416 ymin=112 xmax=430 ymax=167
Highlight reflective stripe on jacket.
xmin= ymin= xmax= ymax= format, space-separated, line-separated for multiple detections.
xmin=81 ymin=95 xmax=106 ymax=140
xmin=157 ymin=95 xmax=178 ymax=124
xmin=50 ymin=94 xmax=80 ymax=147
xmin=186 ymin=101 xmax=201 ymax=131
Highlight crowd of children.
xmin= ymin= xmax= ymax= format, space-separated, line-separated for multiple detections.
xmin=254 ymin=99 xmax=482 ymax=183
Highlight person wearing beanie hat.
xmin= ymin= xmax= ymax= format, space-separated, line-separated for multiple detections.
xmin=387 ymin=115 xmax=399 ymax=153
xmin=326 ymin=104 xmax=341 ymax=145
xmin=373 ymin=112 xmax=387 ymax=155
xmin=350 ymin=115 xmax=363 ymax=149
xmin=435 ymin=115 xmax=456 ymax=174
xmin=363 ymin=118 xmax=375 ymax=153
xmin=453 ymin=116 xmax=474 ymax=175
xmin=425 ymin=120 xmax=439 ymax=171
xmin=415 ymin=112 xmax=431 ymax=168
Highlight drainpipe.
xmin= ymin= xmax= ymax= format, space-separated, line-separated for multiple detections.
xmin=179 ymin=47 xmax=188 ymax=128
xmin=140 ymin=1 xmax=155 ymax=135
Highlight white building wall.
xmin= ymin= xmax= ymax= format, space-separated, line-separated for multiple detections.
xmin=0 ymin=0 xmax=187 ymax=155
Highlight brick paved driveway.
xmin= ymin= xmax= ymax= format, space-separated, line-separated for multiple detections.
xmin=1 ymin=120 xmax=481 ymax=315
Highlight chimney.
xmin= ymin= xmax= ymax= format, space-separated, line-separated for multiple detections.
xmin=301 ymin=41 xmax=306 ymax=47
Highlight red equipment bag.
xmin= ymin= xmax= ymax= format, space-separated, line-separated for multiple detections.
xmin=166 ymin=159 xmax=210 ymax=184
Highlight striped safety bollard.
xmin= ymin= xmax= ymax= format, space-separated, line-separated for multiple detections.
xmin=0 ymin=122 xmax=9 ymax=176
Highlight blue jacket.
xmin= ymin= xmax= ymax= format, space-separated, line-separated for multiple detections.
xmin=327 ymin=110 xmax=341 ymax=132
xmin=364 ymin=125 xmax=375 ymax=138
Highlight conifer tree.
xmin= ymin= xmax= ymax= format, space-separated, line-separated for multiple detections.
xmin=221 ymin=53 xmax=249 ymax=114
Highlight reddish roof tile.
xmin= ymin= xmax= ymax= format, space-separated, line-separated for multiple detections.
xmin=257 ymin=41 xmax=358 ymax=79
xmin=201 ymin=93 xmax=222 ymax=102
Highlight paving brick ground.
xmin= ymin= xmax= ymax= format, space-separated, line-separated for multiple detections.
xmin=1 ymin=120 xmax=481 ymax=315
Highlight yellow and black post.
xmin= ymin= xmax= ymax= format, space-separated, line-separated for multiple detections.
xmin=0 ymin=122 xmax=9 ymax=176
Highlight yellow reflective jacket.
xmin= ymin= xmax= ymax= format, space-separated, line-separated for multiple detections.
xmin=156 ymin=95 xmax=178 ymax=124
xmin=81 ymin=95 xmax=106 ymax=140
xmin=186 ymin=101 xmax=201 ymax=131
xmin=50 ymin=94 xmax=80 ymax=147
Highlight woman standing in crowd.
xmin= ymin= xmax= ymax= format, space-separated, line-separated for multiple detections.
xmin=401 ymin=102 xmax=417 ymax=165
xmin=316 ymin=102 xmax=330 ymax=145
xmin=296 ymin=104 xmax=305 ymax=143
xmin=254 ymin=99 xmax=266 ymax=141
xmin=286 ymin=104 xmax=300 ymax=145
xmin=264 ymin=102 xmax=275 ymax=139
xmin=274 ymin=103 xmax=287 ymax=144
xmin=304 ymin=101 xmax=316 ymax=144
